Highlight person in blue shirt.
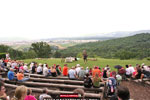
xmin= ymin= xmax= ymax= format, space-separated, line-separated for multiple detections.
xmin=7 ymin=68 xmax=17 ymax=81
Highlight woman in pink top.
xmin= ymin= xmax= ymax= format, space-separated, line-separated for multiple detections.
xmin=25 ymin=88 xmax=37 ymax=100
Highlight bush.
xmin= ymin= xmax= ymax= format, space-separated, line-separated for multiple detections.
xmin=0 ymin=53 xmax=6 ymax=59
xmin=146 ymin=57 xmax=150 ymax=61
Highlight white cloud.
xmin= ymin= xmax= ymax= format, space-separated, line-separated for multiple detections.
xmin=0 ymin=0 xmax=150 ymax=39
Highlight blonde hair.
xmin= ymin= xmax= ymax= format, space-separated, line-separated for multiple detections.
xmin=12 ymin=86 xmax=27 ymax=100
xmin=93 ymin=72 xmax=99 ymax=82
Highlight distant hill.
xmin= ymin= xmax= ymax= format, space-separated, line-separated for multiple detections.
xmin=60 ymin=33 xmax=150 ymax=59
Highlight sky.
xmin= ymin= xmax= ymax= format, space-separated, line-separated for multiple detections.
xmin=0 ymin=0 xmax=150 ymax=40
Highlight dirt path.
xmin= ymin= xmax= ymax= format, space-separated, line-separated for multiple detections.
xmin=121 ymin=81 xmax=150 ymax=100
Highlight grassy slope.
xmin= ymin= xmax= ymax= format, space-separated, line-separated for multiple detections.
xmin=23 ymin=58 xmax=150 ymax=70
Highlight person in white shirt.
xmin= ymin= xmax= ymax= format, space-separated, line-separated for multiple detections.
xmin=75 ymin=64 xmax=81 ymax=76
xmin=39 ymin=88 xmax=52 ymax=100
xmin=23 ymin=63 xmax=29 ymax=73
xmin=128 ymin=64 xmax=135 ymax=75
xmin=68 ymin=66 xmax=76 ymax=79
xmin=125 ymin=65 xmax=131 ymax=78
xmin=43 ymin=64 xmax=49 ymax=77
xmin=37 ymin=63 xmax=43 ymax=74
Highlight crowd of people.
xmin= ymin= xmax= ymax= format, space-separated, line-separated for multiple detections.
xmin=0 ymin=58 xmax=150 ymax=100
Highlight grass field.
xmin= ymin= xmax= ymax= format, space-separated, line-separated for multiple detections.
xmin=23 ymin=58 xmax=150 ymax=70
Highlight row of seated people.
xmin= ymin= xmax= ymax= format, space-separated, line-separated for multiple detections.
xmin=0 ymin=80 xmax=131 ymax=100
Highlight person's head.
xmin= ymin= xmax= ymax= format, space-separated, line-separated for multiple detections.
xmin=129 ymin=64 xmax=132 ymax=67
xmin=10 ymin=68 xmax=14 ymax=72
xmin=19 ymin=70 xmax=23 ymax=74
xmin=43 ymin=88 xmax=48 ymax=94
xmin=73 ymin=88 xmax=85 ymax=99
xmin=14 ymin=86 xmax=27 ymax=100
xmin=0 ymin=81 xmax=5 ymax=95
xmin=71 ymin=66 xmax=75 ymax=69
xmin=117 ymin=86 xmax=130 ymax=100
xmin=64 ymin=64 xmax=67 ymax=66
xmin=85 ymin=73 xmax=89 ymax=77
xmin=76 ymin=64 xmax=80 ymax=67
xmin=27 ymin=88 xmax=32 ymax=95
xmin=126 ymin=65 xmax=129 ymax=68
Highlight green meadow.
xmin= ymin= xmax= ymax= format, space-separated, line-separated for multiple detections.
xmin=23 ymin=58 xmax=150 ymax=70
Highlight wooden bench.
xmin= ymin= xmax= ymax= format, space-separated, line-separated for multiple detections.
xmin=4 ymin=79 xmax=104 ymax=93
xmin=5 ymin=83 xmax=102 ymax=99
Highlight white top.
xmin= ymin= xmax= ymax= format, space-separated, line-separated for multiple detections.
xmin=11 ymin=62 xmax=17 ymax=69
xmin=39 ymin=93 xmax=51 ymax=100
xmin=37 ymin=66 xmax=42 ymax=73
xmin=143 ymin=66 xmax=150 ymax=72
xmin=129 ymin=67 xmax=135 ymax=74
xmin=68 ymin=69 xmax=76 ymax=79
xmin=23 ymin=65 xmax=28 ymax=71
xmin=126 ymin=67 xmax=131 ymax=75
xmin=43 ymin=67 xmax=49 ymax=76
xmin=75 ymin=67 xmax=81 ymax=75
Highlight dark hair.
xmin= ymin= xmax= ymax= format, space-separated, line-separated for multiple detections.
xmin=0 ymin=81 xmax=4 ymax=91
xmin=117 ymin=86 xmax=130 ymax=100
xmin=126 ymin=65 xmax=129 ymax=68
xmin=27 ymin=89 xmax=32 ymax=95
xmin=85 ymin=73 xmax=89 ymax=77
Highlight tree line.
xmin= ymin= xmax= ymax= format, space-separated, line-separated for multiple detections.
xmin=0 ymin=42 xmax=61 ymax=59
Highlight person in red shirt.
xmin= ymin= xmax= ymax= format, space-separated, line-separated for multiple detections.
xmin=63 ymin=64 xmax=68 ymax=76
xmin=92 ymin=66 xmax=101 ymax=78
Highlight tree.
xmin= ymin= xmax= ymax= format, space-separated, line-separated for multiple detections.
xmin=54 ymin=51 xmax=61 ymax=58
xmin=30 ymin=42 xmax=51 ymax=58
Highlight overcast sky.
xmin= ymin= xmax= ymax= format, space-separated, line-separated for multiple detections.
xmin=0 ymin=0 xmax=150 ymax=39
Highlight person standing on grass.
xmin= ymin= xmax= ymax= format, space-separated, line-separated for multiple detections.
xmin=83 ymin=50 xmax=88 ymax=63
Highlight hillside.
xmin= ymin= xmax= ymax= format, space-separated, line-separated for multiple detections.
xmin=60 ymin=33 xmax=150 ymax=59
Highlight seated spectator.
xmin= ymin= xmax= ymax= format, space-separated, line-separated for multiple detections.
xmin=11 ymin=85 xmax=27 ymax=100
xmin=25 ymin=88 xmax=36 ymax=100
xmin=129 ymin=64 xmax=135 ymax=76
xmin=73 ymin=88 xmax=85 ymax=99
xmin=84 ymin=73 xmax=92 ymax=88
xmin=63 ymin=64 xmax=68 ymax=76
xmin=16 ymin=70 xmax=29 ymax=82
xmin=37 ymin=63 xmax=43 ymax=74
xmin=132 ymin=67 xmax=142 ymax=79
xmin=92 ymin=66 xmax=101 ymax=78
xmin=68 ymin=66 xmax=76 ymax=80
xmin=56 ymin=65 xmax=61 ymax=75
xmin=92 ymin=73 xmax=102 ymax=88
xmin=78 ymin=67 xmax=86 ymax=80
xmin=0 ymin=81 xmax=9 ymax=100
xmin=103 ymin=69 xmax=108 ymax=78
xmin=117 ymin=86 xmax=130 ymax=100
xmin=89 ymin=68 xmax=92 ymax=76
xmin=43 ymin=64 xmax=49 ymax=77
xmin=24 ymin=63 xmax=29 ymax=73
xmin=7 ymin=68 xmax=17 ymax=81
xmin=39 ymin=88 xmax=52 ymax=100
xmin=51 ymin=66 xmax=57 ymax=77
xmin=32 ymin=63 xmax=37 ymax=74
xmin=141 ymin=66 xmax=150 ymax=81
xmin=19 ymin=63 xmax=24 ymax=71
xmin=75 ymin=64 xmax=81 ymax=76
xmin=85 ymin=67 xmax=89 ymax=74
xmin=125 ymin=65 xmax=131 ymax=78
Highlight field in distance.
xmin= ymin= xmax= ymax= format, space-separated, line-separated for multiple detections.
xmin=23 ymin=58 xmax=150 ymax=70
